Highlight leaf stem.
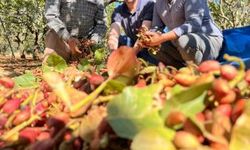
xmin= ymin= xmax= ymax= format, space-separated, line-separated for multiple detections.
xmin=30 ymin=89 xmax=39 ymax=114
xmin=1 ymin=115 xmax=40 ymax=141
xmin=21 ymin=92 xmax=34 ymax=107
xmin=93 ymin=95 xmax=115 ymax=105
xmin=5 ymin=110 xmax=20 ymax=129
xmin=70 ymin=78 xmax=111 ymax=112
xmin=224 ymin=54 xmax=245 ymax=88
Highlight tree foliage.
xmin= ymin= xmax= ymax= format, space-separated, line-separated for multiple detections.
xmin=0 ymin=0 xmax=45 ymax=57
xmin=209 ymin=0 xmax=250 ymax=30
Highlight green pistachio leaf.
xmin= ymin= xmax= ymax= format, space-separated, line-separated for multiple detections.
xmin=77 ymin=58 xmax=91 ymax=71
xmin=107 ymin=84 xmax=165 ymax=139
xmin=161 ymin=82 xmax=212 ymax=119
xmin=14 ymin=72 xmax=38 ymax=88
xmin=42 ymin=53 xmax=68 ymax=73
xmin=131 ymin=128 xmax=176 ymax=150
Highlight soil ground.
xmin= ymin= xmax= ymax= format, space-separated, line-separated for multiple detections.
xmin=0 ymin=53 xmax=42 ymax=77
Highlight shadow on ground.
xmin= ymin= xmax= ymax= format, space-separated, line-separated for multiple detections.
xmin=0 ymin=54 xmax=42 ymax=77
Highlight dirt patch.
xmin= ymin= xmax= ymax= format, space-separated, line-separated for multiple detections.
xmin=0 ymin=54 xmax=42 ymax=77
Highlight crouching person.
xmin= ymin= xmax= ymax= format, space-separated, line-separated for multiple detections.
xmin=44 ymin=0 xmax=107 ymax=62
xmin=108 ymin=0 xmax=158 ymax=64
xmin=143 ymin=0 xmax=223 ymax=68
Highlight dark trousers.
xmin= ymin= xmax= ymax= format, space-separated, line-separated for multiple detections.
xmin=156 ymin=33 xmax=223 ymax=68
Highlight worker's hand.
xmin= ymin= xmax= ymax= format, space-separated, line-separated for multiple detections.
xmin=108 ymin=37 xmax=119 ymax=51
xmin=143 ymin=31 xmax=164 ymax=47
xmin=133 ymin=40 xmax=144 ymax=54
xmin=67 ymin=37 xmax=81 ymax=54
xmin=83 ymin=39 xmax=96 ymax=47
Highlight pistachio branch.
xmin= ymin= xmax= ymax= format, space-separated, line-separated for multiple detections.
xmin=1 ymin=115 xmax=40 ymax=141
xmin=70 ymin=78 xmax=111 ymax=112
xmin=224 ymin=54 xmax=245 ymax=88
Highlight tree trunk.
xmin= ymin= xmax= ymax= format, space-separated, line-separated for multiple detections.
xmin=33 ymin=31 xmax=39 ymax=60
xmin=0 ymin=17 xmax=15 ymax=58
